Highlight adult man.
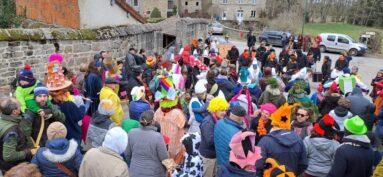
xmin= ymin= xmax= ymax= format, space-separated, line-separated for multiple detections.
xmin=123 ymin=48 xmax=138 ymax=79
xmin=0 ymin=98 xmax=37 ymax=172
xmin=126 ymin=65 xmax=144 ymax=102
xmin=214 ymin=105 xmax=246 ymax=166
xmin=327 ymin=116 xmax=374 ymax=177
xmin=256 ymin=104 xmax=308 ymax=176
xmin=100 ymin=78 xmax=123 ymax=126
xmin=24 ymin=84 xmax=66 ymax=147
xmin=247 ymin=31 xmax=257 ymax=51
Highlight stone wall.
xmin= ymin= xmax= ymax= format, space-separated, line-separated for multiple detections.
xmin=175 ymin=18 xmax=209 ymax=52
xmin=0 ymin=24 xmax=162 ymax=85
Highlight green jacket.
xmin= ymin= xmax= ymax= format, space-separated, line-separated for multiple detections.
xmin=0 ymin=113 xmax=32 ymax=171
xmin=25 ymin=98 xmax=53 ymax=114
xmin=15 ymin=81 xmax=40 ymax=113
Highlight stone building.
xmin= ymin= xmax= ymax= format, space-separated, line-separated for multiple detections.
xmin=15 ymin=0 xmax=146 ymax=29
xmin=126 ymin=0 xmax=168 ymax=18
xmin=179 ymin=0 xmax=202 ymax=15
xmin=211 ymin=0 xmax=267 ymax=23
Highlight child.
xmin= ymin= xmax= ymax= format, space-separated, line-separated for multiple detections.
xmin=16 ymin=64 xmax=41 ymax=112
xmin=291 ymin=107 xmax=314 ymax=139
xmin=351 ymin=66 xmax=362 ymax=80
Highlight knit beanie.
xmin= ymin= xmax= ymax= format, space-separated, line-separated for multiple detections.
xmin=260 ymin=103 xmax=277 ymax=114
xmin=47 ymin=122 xmax=67 ymax=140
xmin=18 ymin=65 xmax=34 ymax=82
xmin=34 ymin=84 xmax=49 ymax=97
xmin=102 ymin=127 xmax=128 ymax=155
xmin=231 ymin=105 xmax=246 ymax=117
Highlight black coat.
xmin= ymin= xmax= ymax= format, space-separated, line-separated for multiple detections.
xmin=327 ymin=136 xmax=374 ymax=177
xmin=126 ymin=76 xmax=143 ymax=101
xmin=321 ymin=60 xmax=332 ymax=81
xmin=297 ymin=54 xmax=308 ymax=69
xmin=227 ymin=48 xmax=240 ymax=62
xmin=264 ymin=59 xmax=278 ymax=69
xmin=309 ymin=47 xmax=321 ymax=61
xmin=247 ymin=34 xmax=257 ymax=47
xmin=319 ymin=94 xmax=341 ymax=116
xmin=335 ymin=59 xmax=348 ymax=71
xmin=279 ymin=52 xmax=290 ymax=67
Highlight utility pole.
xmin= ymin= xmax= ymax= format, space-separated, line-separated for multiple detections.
xmin=301 ymin=0 xmax=307 ymax=35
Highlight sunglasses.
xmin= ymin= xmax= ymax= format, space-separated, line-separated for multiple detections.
xmin=296 ymin=113 xmax=308 ymax=117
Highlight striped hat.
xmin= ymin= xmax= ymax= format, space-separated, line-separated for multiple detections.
xmin=34 ymin=84 xmax=49 ymax=97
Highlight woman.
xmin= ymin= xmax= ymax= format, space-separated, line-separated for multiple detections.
xmin=250 ymin=103 xmax=277 ymax=144
xmin=32 ymin=122 xmax=83 ymax=177
xmin=264 ymin=51 xmax=278 ymax=71
xmin=227 ymin=46 xmax=240 ymax=65
xmin=319 ymin=83 xmax=341 ymax=116
xmin=199 ymin=97 xmax=229 ymax=177
xmin=84 ymin=61 xmax=103 ymax=116
xmin=303 ymin=115 xmax=339 ymax=177
xmin=127 ymin=111 xmax=169 ymax=177
xmin=321 ymin=56 xmax=332 ymax=83
xmin=279 ymin=47 xmax=290 ymax=74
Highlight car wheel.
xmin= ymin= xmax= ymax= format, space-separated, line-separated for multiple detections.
xmin=349 ymin=48 xmax=358 ymax=56
xmin=319 ymin=45 xmax=326 ymax=53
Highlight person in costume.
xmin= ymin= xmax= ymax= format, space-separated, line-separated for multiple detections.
xmin=255 ymin=103 xmax=307 ymax=176
xmin=250 ymin=103 xmax=277 ymax=144
xmin=199 ymin=97 xmax=229 ymax=177
xmin=15 ymin=64 xmax=41 ymax=113
xmin=327 ymin=116 xmax=374 ymax=177
xmin=188 ymin=80 xmax=208 ymax=133
xmin=319 ymin=82 xmax=342 ymax=116
xmin=324 ymin=67 xmax=369 ymax=95
xmin=47 ymin=55 xmax=85 ymax=147
xmin=303 ymin=114 xmax=339 ymax=177
xmin=287 ymin=79 xmax=310 ymax=104
xmin=262 ymin=158 xmax=296 ymax=177
xmin=216 ymin=131 xmax=262 ymax=177
xmin=23 ymin=84 xmax=66 ymax=147
xmin=310 ymin=84 xmax=324 ymax=108
xmin=154 ymin=77 xmax=187 ymax=158
xmin=129 ymin=86 xmax=151 ymax=121
xmin=258 ymin=78 xmax=286 ymax=108
xmin=100 ymin=78 xmax=124 ymax=126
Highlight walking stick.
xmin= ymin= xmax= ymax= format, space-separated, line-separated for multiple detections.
xmin=31 ymin=114 xmax=45 ymax=148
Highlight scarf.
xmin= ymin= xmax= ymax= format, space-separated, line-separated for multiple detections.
xmin=257 ymin=118 xmax=268 ymax=136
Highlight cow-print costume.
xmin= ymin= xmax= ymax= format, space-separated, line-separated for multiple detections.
xmin=172 ymin=132 xmax=203 ymax=177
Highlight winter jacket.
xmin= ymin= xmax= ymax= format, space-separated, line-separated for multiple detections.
xmin=309 ymin=46 xmax=321 ymax=61
xmin=319 ymin=94 xmax=341 ymax=116
xmin=279 ymin=52 xmax=290 ymax=67
xmin=264 ymin=59 xmax=278 ymax=69
xmin=335 ymin=59 xmax=348 ymax=71
xmin=227 ymin=48 xmax=240 ymax=63
xmin=303 ymin=136 xmax=339 ymax=177
xmin=23 ymin=105 xmax=66 ymax=147
xmin=216 ymin=75 xmax=235 ymax=101
xmin=55 ymin=101 xmax=84 ymax=146
xmin=292 ymin=121 xmax=313 ymax=140
xmin=217 ymin=163 xmax=257 ymax=177
xmin=79 ymin=147 xmax=129 ymax=177
xmin=329 ymin=107 xmax=353 ymax=131
xmin=87 ymin=112 xmax=115 ymax=148
xmin=188 ymin=97 xmax=205 ymax=133
xmin=129 ymin=100 xmax=151 ymax=121
xmin=286 ymin=61 xmax=299 ymax=75
xmin=247 ymin=34 xmax=256 ymax=48
xmin=347 ymin=88 xmax=376 ymax=130
xmin=15 ymin=80 xmax=40 ymax=112
xmin=0 ymin=113 xmax=32 ymax=171
xmin=249 ymin=116 xmax=272 ymax=144
xmin=296 ymin=51 xmax=308 ymax=69
xmin=327 ymin=135 xmax=374 ymax=177
xmin=100 ymin=86 xmax=123 ymax=126
xmin=199 ymin=113 xmax=217 ymax=158
xmin=172 ymin=133 xmax=203 ymax=177
xmin=84 ymin=73 xmax=103 ymax=114
xmin=126 ymin=76 xmax=144 ymax=102
xmin=239 ymin=54 xmax=252 ymax=67
xmin=256 ymin=129 xmax=308 ymax=176
xmin=214 ymin=117 xmax=243 ymax=166
xmin=321 ymin=60 xmax=332 ymax=81
xmin=127 ymin=126 xmax=168 ymax=177
xmin=124 ymin=53 xmax=138 ymax=78
xmin=32 ymin=139 xmax=83 ymax=177
xmin=259 ymin=85 xmax=286 ymax=108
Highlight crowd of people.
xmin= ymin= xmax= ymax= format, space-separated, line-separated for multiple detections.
xmin=0 ymin=32 xmax=383 ymax=177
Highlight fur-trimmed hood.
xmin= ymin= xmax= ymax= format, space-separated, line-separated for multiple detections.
xmin=43 ymin=139 xmax=78 ymax=163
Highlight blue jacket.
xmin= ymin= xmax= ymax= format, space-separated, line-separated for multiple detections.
xmin=217 ymin=163 xmax=257 ymax=177
xmin=214 ymin=117 xmax=243 ymax=166
xmin=216 ymin=76 xmax=235 ymax=100
xmin=256 ymin=129 xmax=308 ymax=176
xmin=31 ymin=139 xmax=83 ymax=177
xmin=199 ymin=114 xmax=216 ymax=158
xmin=55 ymin=101 xmax=85 ymax=145
xmin=129 ymin=100 xmax=151 ymax=121
xmin=327 ymin=135 xmax=374 ymax=177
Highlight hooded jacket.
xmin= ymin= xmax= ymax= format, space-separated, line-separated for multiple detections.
xmin=129 ymin=100 xmax=151 ymax=121
xmin=173 ymin=133 xmax=203 ymax=177
xmin=217 ymin=162 xmax=257 ymax=177
xmin=100 ymin=86 xmax=123 ymax=126
xmin=256 ymin=129 xmax=308 ymax=176
xmin=347 ymin=88 xmax=376 ymax=130
xmin=329 ymin=107 xmax=353 ymax=131
xmin=87 ymin=112 xmax=115 ymax=148
xmin=199 ymin=114 xmax=217 ymax=158
xmin=327 ymin=135 xmax=374 ymax=177
xmin=303 ymin=136 xmax=339 ymax=177
xmin=31 ymin=139 xmax=83 ymax=177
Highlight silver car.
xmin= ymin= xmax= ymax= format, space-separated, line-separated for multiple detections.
xmin=209 ymin=22 xmax=224 ymax=35
xmin=319 ymin=33 xmax=367 ymax=56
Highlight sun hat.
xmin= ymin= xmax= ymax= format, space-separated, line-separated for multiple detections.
xmin=344 ymin=115 xmax=368 ymax=135
xmin=47 ymin=122 xmax=67 ymax=140
xmin=46 ymin=53 xmax=72 ymax=91
xmin=229 ymin=131 xmax=261 ymax=170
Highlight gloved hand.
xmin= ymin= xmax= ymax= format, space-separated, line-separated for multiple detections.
xmin=31 ymin=146 xmax=40 ymax=155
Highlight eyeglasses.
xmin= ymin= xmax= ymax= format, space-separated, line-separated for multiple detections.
xmin=296 ymin=113 xmax=308 ymax=117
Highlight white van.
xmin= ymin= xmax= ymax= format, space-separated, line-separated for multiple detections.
xmin=319 ymin=33 xmax=367 ymax=56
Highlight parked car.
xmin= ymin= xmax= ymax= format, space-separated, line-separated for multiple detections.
xmin=209 ymin=22 xmax=224 ymax=35
xmin=258 ymin=30 xmax=292 ymax=47
xmin=319 ymin=33 xmax=368 ymax=56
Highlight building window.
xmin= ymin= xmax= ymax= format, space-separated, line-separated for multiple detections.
xmin=133 ymin=0 xmax=138 ymax=6
xmin=252 ymin=0 xmax=256 ymax=4
xmin=236 ymin=10 xmax=244 ymax=18
xmin=238 ymin=0 xmax=244 ymax=4
xmin=251 ymin=10 xmax=256 ymax=17
xmin=196 ymin=2 xmax=199 ymax=6
xmin=185 ymin=1 xmax=188 ymax=5
xmin=223 ymin=0 xmax=228 ymax=4
xmin=222 ymin=11 xmax=227 ymax=20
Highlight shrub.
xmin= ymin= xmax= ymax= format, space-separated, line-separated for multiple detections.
xmin=150 ymin=7 xmax=162 ymax=18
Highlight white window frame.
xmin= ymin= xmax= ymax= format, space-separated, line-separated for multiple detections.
xmin=223 ymin=0 xmax=228 ymax=4
xmin=252 ymin=0 xmax=256 ymax=4
xmin=238 ymin=0 xmax=244 ymax=4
